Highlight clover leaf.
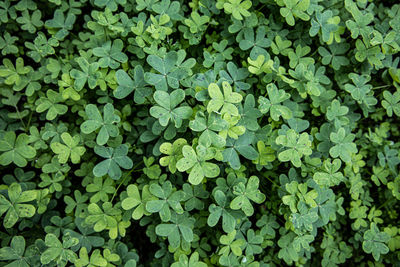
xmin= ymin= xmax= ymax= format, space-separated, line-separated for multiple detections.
xmin=329 ymin=128 xmax=358 ymax=163
xmin=121 ymin=184 xmax=153 ymax=220
xmin=144 ymin=51 xmax=185 ymax=91
xmin=258 ymin=83 xmax=292 ymax=121
xmin=35 ymin=89 xmax=68 ymax=120
xmin=0 ymin=132 xmax=36 ymax=167
xmin=40 ymin=233 xmax=78 ymax=266
xmin=45 ymin=9 xmax=76 ymax=40
xmin=230 ymin=176 xmax=265 ymax=216
xmin=222 ymin=132 xmax=259 ymax=170
xmin=0 ymin=183 xmax=37 ymax=228
xmin=189 ymin=111 xmax=227 ymax=148
xmin=81 ymin=103 xmax=120 ymax=146
xmin=155 ymin=213 xmax=195 ymax=249
xmin=50 ymin=132 xmax=85 ymax=164
xmin=70 ymin=57 xmax=100 ymax=91
xmin=207 ymin=81 xmax=243 ymax=116
xmin=362 ymin=223 xmax=390 ymax=261
xmin=159 ymin=138 xmax=187 ymax=174
xmin=276 ymin=129 xmax=312 ymax=167
xmin=223 ymin=0 xmax=252 ymax=20
xmin=114 ymin=66 xmax=152 ymax=104
xmin=280 ymin=0 xmax=310 ymax=26
xmin=92 ymin=144 xmax=133 ymax=180
xmin=85 ymin=202 xmax=129 ymax=239
xmin=149 ymin=89 xmax=193 ymax=128
xmin=309 ymin=10 xmax=338 ymax=43
xmin=93 ymin=39 xmax=127 ymax=69
xmin=171 ymin=252 xmax=207 ymax=267
xmin=0 ymin=236 xmax=34 ymax=267
xmin=381 ymin=90 xmax=400 ymax=117
xmin=176 ymin=145 xmax=220 ymax=185
xmin=208 ymin=190 xmax=237 ymax=233
xmin=146 ymin=181 xmax=184 ymax=222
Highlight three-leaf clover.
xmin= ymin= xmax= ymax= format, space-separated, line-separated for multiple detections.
xmin=309 ymin=10 xmax=338 ymax=43
xmin=121 ymin=184 xmax=153 ymax=220
xmin=85 ymin=202 xmax=127 ymax=239
xmin=114 ymin=66 xmax=152 ymax=104
xmin=50 ymin=132 xmax=85 ymax=164
xmin=219 ymin=230 xmax=245 ymax=257
xmin=155 ymin=213 xmax=195 ymax=249
xmin=146 ymin=181 xmax=184 ymax=222
xmin=230 ymin=176 xmax=266 ymax=216
xmin=208 ymin=190 xmax=237 ymax=233
xmin=329 ymin=128 xmax=358 ymax=163
xmin=159 ymin=138 xmax=187 ymax=174
xmin=176 ymin=145 xmax=220 ymax=185
xmin=35 ymin=89 xmax=68 ymax=120
xmin=0 ymin=132 xmax=36 ymax=167
xmin=0 ymin=183 xmax=37 ymax=228
xmin=0 ymin=236 xmax=35 ymax=267
xmin=92 ymin=144 xmax=133 ymax=180
xmin=276 ymin=129 xmax=312 ymax=167
xmin=222 ymin=131 xmax=259 ymax=170
xmin=70 ymin=57 xmax=100 ymax=91
xmin=280 ymin=0 xmax=310 ymax=26
xmin=80 ymin=103 xmax=120 ymax=146
xmin=171 ymin=252 xmax=207 ymax=267
xmin=93 ymin=39 xmax=128 ymax=69
xmin=144 ymin=51 xmax=185 ymax=91
xmin=223 ymin=0 xmax=252 ymax=20
xmin=258 ymin=83 xmax=292 ymax=121
xmin=189 ymin=111 xmax=227 ymax=148
xmin=40 ymin=233 xmax=78 ymax=266
xmin=149 ymin=89 xmax=193 ymax=127
xmin=207 ymin=81 xmax=243 ymax=116
xmin=313 ymin=159 xmax=344 ymax=187
xmin=381 ymin=90 xmax=400 ymax=117
xmin=362 ymin=223 xmax=390 ymax=261
xmin=45 ymin=9 xmax=76 ymax=40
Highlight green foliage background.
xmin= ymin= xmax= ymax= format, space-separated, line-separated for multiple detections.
xmin=0 ymin=0 xmax=400 ymax=266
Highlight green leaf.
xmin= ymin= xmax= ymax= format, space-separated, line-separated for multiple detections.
xmin=176 ymin=145 xmax=220 ymax=185
xmin=93 ymin=39 xmax=127 ymax=69
xmin=150 ymin=89 xmax=193 ymax=128
xmin=81 ymin=103 xmax=120 ymax=146
xmin=276 ymin=129 xmax=312 ymax=167
xmin=230 ymin=176 xmax=265 ymax=216
xmin=50 ymin=132 xmax=85 ymax=164
xmin=329 ymin=128 xmax=358 ymax=163
xmin=0 ymin=132 xmax=36 ymax=167
xmin=45 ymin=9 xmax=76 ymax=40
xmin=207 ymin=81 xmax=243 ymax=116
xmin=0 ymin=183 xmax=36 ymax=228
xmin=114 ymin=66 xmax=152 ymax=104
xmin=382 ymin=90 xmax=400 ymax=117
xmin=258 ymin=83 xmax=292 ymax=121
xmin=93 ymin=144 xmax=133 ymax=180
xmin=223 ymin=0 xmax=252 ymax=20
xmin=363 ymin=223 xmax=390 ymax=261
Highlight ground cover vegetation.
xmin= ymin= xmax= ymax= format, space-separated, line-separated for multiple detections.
xmin=0 ymin=0 xmax=400 ymax=266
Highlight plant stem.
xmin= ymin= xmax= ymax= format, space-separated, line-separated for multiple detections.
xmin=372 ymin=85 xmax=391 ymax=90
xmin=14 ymin=105 xmax=26 ymax=130
xmin=110 ymin=161 xmax=143 ymax=203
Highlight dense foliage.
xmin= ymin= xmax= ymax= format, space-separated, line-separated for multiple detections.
xmin=0 ymin=0 xmax=400 ymax=266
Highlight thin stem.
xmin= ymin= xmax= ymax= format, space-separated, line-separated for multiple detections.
xmin=26 ymin=110 xmax=33 ymax=132
xmin=110 ymin=161 xmax=143 ymax=203
xmin=14 ymin=105 xmax=26 ymax=130
xmin=371 ymin=85 xmax=391 ymax=90
xmin=377 ymin=198 xmax=393 ymax=210
xmin=263 ymin=174 xmax=280 ymax=188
